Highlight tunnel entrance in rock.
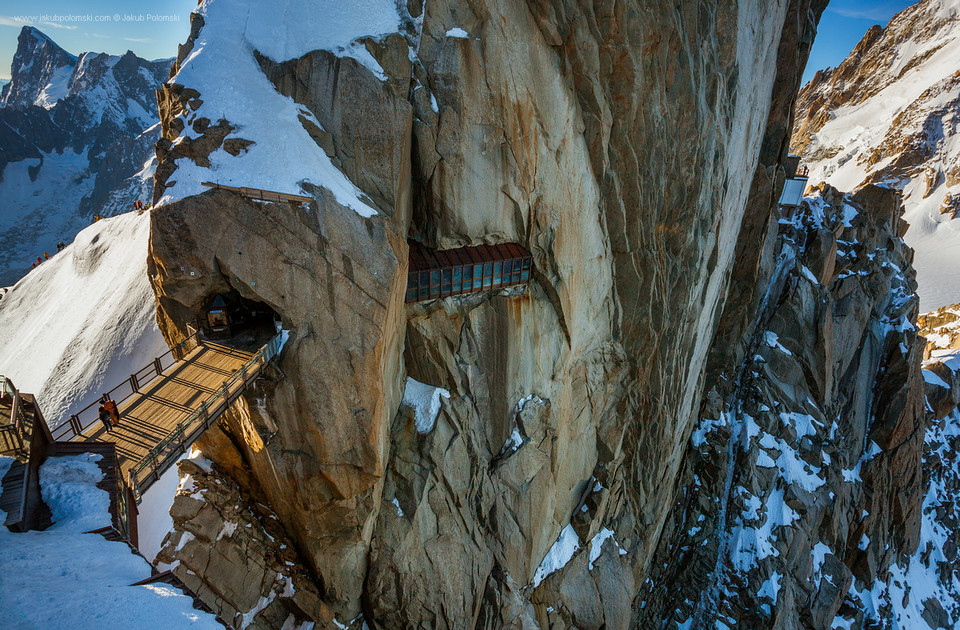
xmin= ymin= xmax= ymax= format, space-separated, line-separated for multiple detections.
xmin=200 ymin=291 xmax=280 ymax=349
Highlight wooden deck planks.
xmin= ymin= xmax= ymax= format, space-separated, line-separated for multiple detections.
xmin=81 ymin=342 xmax=254 ymax=485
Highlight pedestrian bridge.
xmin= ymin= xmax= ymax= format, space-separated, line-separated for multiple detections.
xmin=48 ymin=329 xmax=284 ymax=502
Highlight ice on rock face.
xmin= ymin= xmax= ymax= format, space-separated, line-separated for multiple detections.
xmin=401 ymin=377 xmax=450 ymax=433
xmin=532 ymin=524 xmax=580 ymax=587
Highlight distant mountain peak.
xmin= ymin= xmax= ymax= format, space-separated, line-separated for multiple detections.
xmin=1 ymin=26 xmax=78 ymax=109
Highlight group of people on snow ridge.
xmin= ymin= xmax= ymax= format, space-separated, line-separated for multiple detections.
xmin=29 ymin=242 xmax=66 ymax=270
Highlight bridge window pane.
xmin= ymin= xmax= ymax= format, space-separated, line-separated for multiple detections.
xmin=430 ymin=270 xmax=441 ymax=298
xmin=441 ymin=268 xmax=452 ymax=295
xmin=407 ymin=272 xmax=418 ymax=301
xmin=492 ymin=261 xmax=502 ymax=287
xmin=520 ymin=257 xmax=531 ymax=281
xmin=483 ymin=263 xmax=493 ymax=288
xmin=512 ymin=259 xmax=522 ymax=283
xmin=419 ymin=284 xmax=429 ymax=300
xmin=420 ymin=271 xmax=430 ymax=290
xmin=473 ymin=264 xmax=483 ymax=289
xmin=452 ymin=267 xmax=462 ymax=292
xmin=503 ymin=260 xmax=512 ymax=284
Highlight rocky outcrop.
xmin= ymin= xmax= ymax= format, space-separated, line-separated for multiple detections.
xmin=155 ymin=456 xmax=335 ymax=629
xmin=920 ymin=303 xmax=960 ymax=357
xmin=0 ymin=27 xmax=77 ymax=110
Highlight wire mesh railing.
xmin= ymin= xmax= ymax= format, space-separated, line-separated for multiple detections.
xmin=127 ymin=332 xmax=283 ymax=502
xmin=50 ymin=330 xmax=201 ymax=441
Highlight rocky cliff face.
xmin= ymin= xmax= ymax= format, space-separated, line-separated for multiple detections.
xmin=791 ymin=0 xmax=960 ymax=311
xmin=0 ymin=26 xmax=169 ymax=286
xmin=146 ymin=0 xmax=960 ymax=627
xmin=638 ymin=183 xmax=933 ymax=627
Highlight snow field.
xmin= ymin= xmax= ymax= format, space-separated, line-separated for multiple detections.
xmin=0 ymin=210 xmax=168 ymax=427
xmin=0 ymin=454 xmax=219 ymax=628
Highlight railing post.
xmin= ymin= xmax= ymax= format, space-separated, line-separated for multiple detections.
xmin=130 ymin=374 xmax=139 ymax=393
xmin=154 ymin=357 xmax=163 ymax=376
xmin=70 ymin=414 xmax=82 ymax=438
xmin=9 ymin=391 xmax=19 ymax=428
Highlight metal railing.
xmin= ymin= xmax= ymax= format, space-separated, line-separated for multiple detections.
xmin=128 ymin=332 xmax=283 ymax=502
xmin=50 ymin=330 xmax=202 ymax=441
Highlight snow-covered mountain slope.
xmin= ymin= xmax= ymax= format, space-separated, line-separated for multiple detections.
xmin=0 ymin=210 xmax=166 ymax=428
xmin=0 ymin=453 xmax=219 ymax=628
xmin=0 ymin=26 xmax=170 ymax=287
xmin=792 ymin=0 xmax=960 ymax=310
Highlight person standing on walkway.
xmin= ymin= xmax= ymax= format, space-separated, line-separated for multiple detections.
xmin=104 ymin=398 xmax=120 ymax=427
xmin=98 ymin=405 xmax=113 ymax=433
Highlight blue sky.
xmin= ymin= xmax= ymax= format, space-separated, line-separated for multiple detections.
xmin=0 ymin=0 xmax=195 ymax=80
xmin=0 ymin=1 xmax=922 ymax=87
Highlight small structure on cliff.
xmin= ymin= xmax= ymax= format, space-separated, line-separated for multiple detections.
xmin=406 ymin=240 xmax=533 ymax=303
xmin=200 ymin=181 xmax=312 ymax=205
xmin=779 ymin=154 xmax=810 ymax=209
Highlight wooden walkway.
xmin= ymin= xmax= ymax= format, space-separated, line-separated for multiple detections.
xmin=80 ymin=341 xmax=255 ymax=488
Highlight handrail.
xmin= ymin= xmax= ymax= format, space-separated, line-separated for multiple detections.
xmin=50 ymin=330 xmax=201 ymax=441
xmin=127 ymin=332 xmax=283 ymax=502
xmin=0 ymin=388 xmax=29 ymax=457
